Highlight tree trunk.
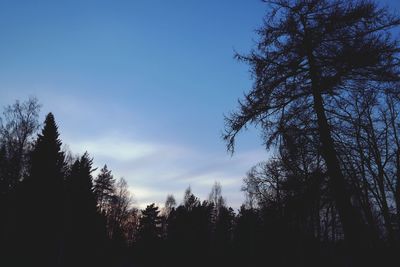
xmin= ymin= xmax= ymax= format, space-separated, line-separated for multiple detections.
xmin=312 ymin=88 xmax=364 ymax=242
xmin=305 ymin=46 xmax=365 ymax=249
xmin=396 ymin=150 xmax=400 ymax=236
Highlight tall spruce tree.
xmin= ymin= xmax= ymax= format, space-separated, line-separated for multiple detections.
xmin=65 ymin=153 xmax=105 ymax=266
xmin=15 ymin=113 xmax=65 ymax=267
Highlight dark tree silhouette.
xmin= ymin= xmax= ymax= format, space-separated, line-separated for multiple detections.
xmin=0 ymin=98 xmax=41 ymax=260
xmin=64 ymin=152 xmax=106 ymax=266
xmin=107 ymin=178 xmax=132 ymax=240
xmin=136 ymin=203 xmax=162 ymax=266
xmin=138 ymin=203 xmax=162 ymax=243
xmin=233 ymin=206 xmax=262 ymax=267
xmin=0 ymin=97 xmax=41 ymax=188
xmin=208 ymin=181 xmax=225 ymax=219
xmin=94 ymin=164 xmax=116 ymax=214
xmin=164 ymin=189 xmax=215 ymax=267
xmin=224 ymin=0 xmax=400 ymax=251
xmin=213 ymin=205 xmax=235 ymax=265
xmin=13 ymin=113 xmax=66 ymax=267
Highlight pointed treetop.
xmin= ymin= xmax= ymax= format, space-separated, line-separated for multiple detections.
xmin=41 ymin=113 xmax=59 ymax=137
xmin=35 ymin=112 xmax=62 ymax=153
xmin=29 ymin=112 xmax=65 ymax=181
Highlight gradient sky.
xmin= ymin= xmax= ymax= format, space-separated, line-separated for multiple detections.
xmin=1 ymin=0 xmax=399 ymax=210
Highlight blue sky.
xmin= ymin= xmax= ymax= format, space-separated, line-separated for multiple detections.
xmin=1 ymin=0 xmax=399 ymax=210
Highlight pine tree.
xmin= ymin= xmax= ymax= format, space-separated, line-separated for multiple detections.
xmin=136 ymin=204 xmax=162 ymax=265
xmin=16 ymin=113 xmax=65 ymax=267
xmin=138 ymin=203 xmax=162 ymax=243
xmin=94 ymin=164 xmax=115 ymax=214
xmin=64 ymin=153 xmax=104 ymax=266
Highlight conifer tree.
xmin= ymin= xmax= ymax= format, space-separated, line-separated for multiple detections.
xmin=17 ymin=113 xmax=65 ymax=267
xmin=64 ymin=152 xmax=103 ymax=266
xmin=94 ymin=164 xmax=115 ymax=213
xmin=136 ymin=204 xmax=162 ymax=265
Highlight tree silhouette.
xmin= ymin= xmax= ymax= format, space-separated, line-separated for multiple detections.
xmin=94 ymin=164 xmax=115 ymax=214
xmin=163 ymin=194 xmax=176 ymax=217
xmin=138 ymin=203 xmax=162 ymax=243
xmin=64 ymin=152 xmax=105 ymax=266
xmin=233 ymin=206 xmax=262 ymax=267
xmin=0 ymin=98 xmax=41 ymax=252
xmin=13 ymin=113 xmax=66 ymax=267
xmin=136 ymin=203 xmax=162 ymax=266
xmin=208 ymin=181 xmax=225 ymax=219
xmin=107 ymin=178 xmax=132 ymax=240
xmin=224 ymin=0 xmax=400 ymax=252
xmin=0 ymin=97 xmax=41 ymax=188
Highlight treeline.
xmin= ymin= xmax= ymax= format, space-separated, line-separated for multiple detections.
xmin=0 ymin=99 xmax=299 ymax=267
xmin=0 ymin=97 xmax=397 ymax=267
xmin=0 ymin=99 xmax=304 ymax=267
xmin=0 ymin=98 xmax=354 ymax=267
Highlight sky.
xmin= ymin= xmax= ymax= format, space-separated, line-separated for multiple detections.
xmin=1 ymin=0 xmax=399 ymax=210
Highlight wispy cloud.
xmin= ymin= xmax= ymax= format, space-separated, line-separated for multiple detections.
xmin=70 ymin=136 xmax=186 ymax=162
xmin=66 ymin=133 xmax=267 ymax=210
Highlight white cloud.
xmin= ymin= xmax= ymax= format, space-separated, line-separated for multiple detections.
xmin=68 ymin=133 xmax=189 ymax=162
xmin=65 ymin=133 xmax=268 ymax=210
xmin=71 ymin=138 xmax=160 ymax=161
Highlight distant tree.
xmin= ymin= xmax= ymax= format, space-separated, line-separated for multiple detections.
xmin=62 ymin=144 xmax=77 ymax=171
xmin=94 ymin=164 xmax=116 ymax=214
xmin=213 ymin=205 xmax=236 ymax=267
xmin=242 ymin=160 xmax=283 ymax=208
xmin=164 ymin=194 xmax=176 ymax=217
xmin=160 ymin=194 xmax=177 ymax=239
xmin=223 ymin=0 xmax=400 ymax=249
xmin=0 ymin=145 xmax=7 ymax=191
xmin=183 ymin=186 xmax=192 ymax=205
xmin=64 ymin=152 xmax=103 ymax=266
xmin=208 ymin=182 xmax=225 ymax=218
xmin=65 ymin=153 xmax=96 ymax=204
xmin=164 ymin=188 xmax=216 ymax=266
xmin=138 ymin=203 xmax=162 ymax=243
xmin=121 ymin=207 xmax=139 ymax=245
xmin=136 ymin=203 xmax=162 ymax=265
xmin=233 ymin=206 xmax=262 ymax=266
xmin=214 ymin=206 xmax=235 ymax=248
xmin=107 ymin=178 xmax=132 ymax=240
xmin=183 ymin=186 xmax=200 ymax=211
xmin=0 ymin=97 xmax=40 ymax=193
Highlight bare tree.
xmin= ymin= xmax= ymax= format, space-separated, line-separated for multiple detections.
xmin=163 ymin=194 xmax=176 ymax=217
xmin=208 ymin=182 xmax=225 ymax=211
xmin=0 ymin=97 xmax=40 ymax=191
xmin=108 ymin=178 xmax=133 ymax=239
